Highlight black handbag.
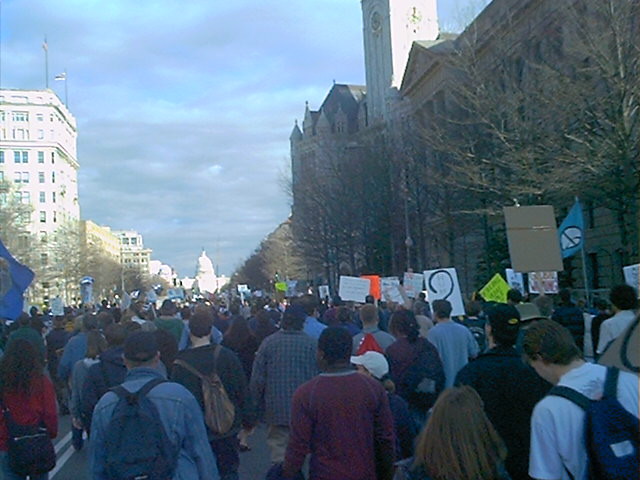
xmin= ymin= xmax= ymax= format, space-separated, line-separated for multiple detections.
xmin=1 ymin=399 xmax=56 ymax=476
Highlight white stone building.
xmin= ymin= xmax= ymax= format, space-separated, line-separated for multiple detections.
xmin=113 ymin=229 xmax=152 ymax=273
xmin=0 ymin=89 xmax=80 ymax=236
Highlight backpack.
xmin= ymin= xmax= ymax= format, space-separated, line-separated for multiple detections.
xmin=0 ymin=398 xmax=56 ymax=476
xmin=401 ymin=341 xmax=443 ymax=412
xmin=356 ymin=333 xmax=384 ymax=355
xmin=103 ymin=378 xmax=178 ymax=480
xmin=173 ymin=345 xmax=236 ymax=436
xmin=549 ymin=367 xmax=639 ymax=480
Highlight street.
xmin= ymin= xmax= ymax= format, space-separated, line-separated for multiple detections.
xmin=50 ymin=414 xmax=272 ymax=479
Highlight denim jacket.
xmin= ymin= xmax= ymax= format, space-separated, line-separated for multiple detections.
xmin=89 ymin=366 xmax=218 ymax=480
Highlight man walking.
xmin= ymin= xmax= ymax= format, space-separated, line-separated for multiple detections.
xmin=282 ymin=327 xmax=395 ymax=480
xmin=352 ymin=304 xmax=396 ymax=354
xmin=427 ymin=299 xmax=478 ymax=387
xmin=89 ymin=331 xmax=218 ymax=479
xmin=250 ymin=304 xmax=317 ymax=463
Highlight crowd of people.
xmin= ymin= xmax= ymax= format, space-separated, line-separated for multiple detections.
xmin=0 ymin=282 xmax=637 ymax=480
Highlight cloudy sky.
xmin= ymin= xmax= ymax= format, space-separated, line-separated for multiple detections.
xmin=1 ymin=0 xmax=488 ymax=277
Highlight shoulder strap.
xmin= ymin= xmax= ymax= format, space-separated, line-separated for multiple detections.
xmin=173 ymin=359 xmax=206 ymax=380
xmin=112 ymin=377 xmax=165 ymax=402
xmin=548 ymin=385 xmax=591 ymax=410
xmin=603 ymin=367 xmax=620 ymax=398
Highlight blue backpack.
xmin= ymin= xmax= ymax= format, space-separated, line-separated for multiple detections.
xmin=103 ymin=378 xmax=179 ymax=480
xmin=549 ymin=367 xmax=639 ymax=480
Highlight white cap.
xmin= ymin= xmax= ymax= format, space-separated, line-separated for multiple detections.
xmin=350 ymin=351 xmax=389 ymax=380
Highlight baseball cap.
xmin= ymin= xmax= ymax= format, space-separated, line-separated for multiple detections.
xmin=123 ymin=331 xmax=159 ymax=362
xmin=350 ymin=351 xmax=389 ymax=379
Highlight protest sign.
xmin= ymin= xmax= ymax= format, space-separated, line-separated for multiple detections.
xmin=479 ymin=274 xmax=511 ymax=303
xmin=423 ymin=268 xmax=465 ymax=317
xmin=505 ymin=269 xmax=525 ymax=295
xmin=167 ymin=288 xmax=185 ymax=300
xmin=286 ymin=280 xmax=298 ymax=297
xmin=339 ymin=276 xmax=371 ymax=303
xmin=623 ymin=264 xmax=639 ymax=296
xmin=318 ymin=285 xmax=330 ymax=300
xmin=504 ymin=206 xmax=563 ymax=272
xmin=381 ymin=277 xmax=404 ymax=303
xmin=361 ymin=275 xmax=381 ymax=300
xmin=50 ymin=296 xmax=64 ymax=316
xmin=528 ymin=272 xmax=559 ymax=294
xmin=274 ymin=282 xmax=287 ymax=292
xmin=403 ymin=272 xmax=424 ymax=299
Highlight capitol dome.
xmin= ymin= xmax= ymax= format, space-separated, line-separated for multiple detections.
xmin=194 ymin=250 xmax=217 ymax=294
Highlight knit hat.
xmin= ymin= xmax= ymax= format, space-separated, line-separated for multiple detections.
xmin=350 ymin=351 xmax=389 ymax=379
xmin=124 ymin=331 xmax=158 ymax=362
xmin=487 ymin=304 xmax=521 ymax=334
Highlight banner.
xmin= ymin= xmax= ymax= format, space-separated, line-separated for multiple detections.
xmin=318 ymin=285 xmax=330 ymax=300
xmin=423 ymin=268 xmax=465 ymax=317
xmin=339 ymin=276 xmax=371 ymax=303
xmin=558 ymin=200 xmax=585 ymax=259
xmin=381 ymin=277 xmax=403 ymax=303
xmin=0 ymin=238 xmax=35 ymax=321
xmin=360 ymin=275 xmax=381 ymax=300
xmin=623 ymin=264 xmax=639 ymax=296
xmin=403 ymin=272 xmax=424 ymax=299
xmin=528 ymin=272 xmax=559 ymax=294
xmin=505 ymin=269 xmax=525 ymax=295
xmin=479 ymin=273 xmax=511 ymax=303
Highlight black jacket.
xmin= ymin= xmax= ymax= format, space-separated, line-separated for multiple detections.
xmin=80 ymin=346 xmax=127 ymax=428
xmin=170 ymin=343 xmax=257 ymax=440
xmin=455 ymin=346 xmax=551 ymax=480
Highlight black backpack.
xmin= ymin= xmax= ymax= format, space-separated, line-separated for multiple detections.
xmin=401 ymin=341 xmax=444 ymax=412
xmin=103 ymin=378 xmax=179 ymax=480
xmin=0 ymin=399 xmax=56 ymax=476
xmin=549 ymin=367 xmax=639 ymax=480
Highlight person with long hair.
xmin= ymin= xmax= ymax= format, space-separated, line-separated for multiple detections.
xmin=386 ymin=308 xmax=444 ymax=426
xmin=222 ymin=315 xmax=259 ymax=380
xmin=410 ymin=386 xmax=509 ymax=480
xmin=0 ymin=339 xmax=58 ymax=479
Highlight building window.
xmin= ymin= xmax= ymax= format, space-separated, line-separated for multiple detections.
xmin=40 ymin=231 xmax=47 ymax=243
xmin=586 ymin=201 xmax=595 ymax=229
xmin=39 ymin=172 xmax=45 ymax=183
xmin=0 ymin=112 xmax=4 ymax=121
xmin=0 ymin=151 xmax=4 ymax=164
xmin=37 ymin=129 xmax=44 ymax=140
xmin=14 ymin=151 xmax=28 ymax=163
xmin=38 ymin=151 xmax=44 ymax=163
xmin=588 ymin=252 xmax=600 ymax=289
xmin=51 ymin=172 xmax=56 ymax=183
xmin=39 ymin=192 xmax=46 ymax=203
xmin=51 ymin=192 xmax=56 ymax=203
xmin=12 ymin=111 xmax=28 ymax=122
xmin=0 ymin=171 xmax=3 ymax=182
xmin=14 ymin=172 xmax=29 ymax=184
xmin=51 ymin=152 xmax=55 ymax=164
xmin=41 ymin=253 xmax=48 ymax=266
xmin=36 ymin=113 xmax=44 ymax=122
xmin=53 ymin=211 xmax=57 ymax=223
xmin=40 ymin=211 xmax=46 ymax=223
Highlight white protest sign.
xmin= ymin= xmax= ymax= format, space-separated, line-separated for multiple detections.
xmin=403 ymin=272 xmax=424 ymax=299
xmin=338 ymin=276 xmax=371 ymax=303
xmin=505 ymin=269 xmax=525 ymax=295
xmin=528 ymin=272 xmax=559 ymax=294
xmin=423 ymin=268 xmax=465 ymax=317
xmin=623 ymin=264 xmax=639 ymax=296
xmin=318 ymin=285 xmax=330 ymax=300
xmin=286 ymin=280 xmax=298 ymax=298
xmin=381 ymin=277 xmax=403 ymax=303
xmin=50 ymin=297 xmax=64 ymax=316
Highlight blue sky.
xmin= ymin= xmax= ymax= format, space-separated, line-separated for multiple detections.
xmin=0 ymin=0 xmax=489 ymax=277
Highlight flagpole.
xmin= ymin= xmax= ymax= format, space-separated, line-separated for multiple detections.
xmin=43 ymin=36 xmax=49 ymax=89
xmin=576 ymin=196 xmax=591 ymax=306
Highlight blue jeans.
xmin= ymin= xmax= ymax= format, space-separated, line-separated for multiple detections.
xmin=0 ymin=451 xmax=48 ymax=480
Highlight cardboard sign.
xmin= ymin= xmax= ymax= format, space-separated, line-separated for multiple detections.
xmin=318 ymin=285 xmax=330 ymax=300
xmin=381 ymin=277 xmax=404 ymax=303
xmin=505 ymin=269 xmax=525 ymax=295
xmin=504 ymin=206 xmax=563 ymax=272
xmin=339 ymin=276 xmax=371 ymax=303
xmin=528 ymin=272 xmax=559 ymax=294
xmin=361 ymin=275 xmax=381 ymax=300
xmin=403 ymin=272 xmax=424 ymax=299
xmin=623 ymin=264 xmax=639 ymax=296
xmin=479 ymin=273 xmax=511 ymax=303
xmin=423 ymin=268 xmax=465 ymax=317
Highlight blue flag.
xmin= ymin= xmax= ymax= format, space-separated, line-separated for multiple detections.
xmin=558 ymin=200 xmax=585 ymax=259
xmin=0 ymin=238 xmax=35 ymax=321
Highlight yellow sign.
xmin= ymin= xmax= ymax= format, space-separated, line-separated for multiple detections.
xmin=479 ymin=273 xmax=511 ymax=303
xmin=275 ymin=282 xmax=287 ymax=292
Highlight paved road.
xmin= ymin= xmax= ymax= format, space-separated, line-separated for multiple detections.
xmin=51 ymin=414 xmax=272 ymax=479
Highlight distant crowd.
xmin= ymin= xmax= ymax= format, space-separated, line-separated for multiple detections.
xmin=0 ymin=282 xmax=637 ymax=480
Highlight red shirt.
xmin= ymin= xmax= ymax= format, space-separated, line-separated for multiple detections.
xmin=0 ymin=375 xmax=58 ymax=451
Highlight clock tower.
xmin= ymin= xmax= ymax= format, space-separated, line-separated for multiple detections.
xmin=361 ymin=0 xmax=438 ymax=121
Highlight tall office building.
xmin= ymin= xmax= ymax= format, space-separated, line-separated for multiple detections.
xmin=0 ymin=89 xmax=80 ymax=236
